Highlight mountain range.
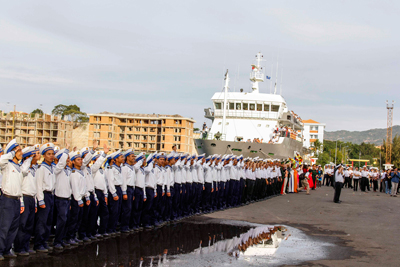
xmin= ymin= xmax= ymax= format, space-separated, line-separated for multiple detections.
xmin=324 ymin=125 xmax=400 ymax=145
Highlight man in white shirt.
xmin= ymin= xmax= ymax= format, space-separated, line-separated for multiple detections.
xmin=334 ymin=165 xmax=344 ymax=203
xmin=0 ymin=139 xmax=26 ymax=259
xmin=14 ymin=146 xmax=40 ymax=255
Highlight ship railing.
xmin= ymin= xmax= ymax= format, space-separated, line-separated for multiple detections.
xmin=213 ymin=110 xmax=279 ymax=119
xmin=250 ymin=72 xmax=264 ymax=81
xmin=200 ymin=132 xmax=226 ymax=141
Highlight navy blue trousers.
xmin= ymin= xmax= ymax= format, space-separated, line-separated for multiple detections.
xmin=172 ymin=183 xmax=181 ymax=220
xmin=181 ymin=183 xmax=187 ymax=217
xmin=53 ymin=197 xmax=70 ymax=246
xmin=66 ymin=198 xmax=83 ymax=240
xmin=34 ymin=192 xmax=54 ymax=249
xmin=87 ymin=193 xmax=98 ymax=237
xmin=204 ymin=182 xmax=212 ymax=212
xmin=95 ymin=189 xmax=109 ymax=234
xmin=225 ymin=180 xmax=230 ymax=207
xmin=0 ymin=196 xmax=20 ymax=255
xmin=218 ymin=182 xmax=225 ymax=209
xmin=141 ymin=187 xmax=155 ymax=227
xmin=195 ymin=183 xmax=203 ymax=213
xmin=79 ymin=194 xmax=92 ymax=239
xmin=130 ymin=187 xmax=144 ymax=229
xmin=164 ymin=186 xmax=174 ymax=221
xmin=107 ymin=186 xmax=122 ymax=233
xmin=15 ymin=196 xmax=35 ymax=252
xmin=120 ymin=186 xmax=134 ymax=231
xmin=154 ymin=185 xmax=165 ymax=224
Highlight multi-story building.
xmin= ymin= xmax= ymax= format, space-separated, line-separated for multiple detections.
xmin=303 ymin=119 xmax=326 ymax=151
xmin=88 ymin=112 xmax=196 ymax=154
xmin=0 ymin=112 xmax=73 ymax=149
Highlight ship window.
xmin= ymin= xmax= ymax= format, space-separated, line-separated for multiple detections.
xmin=257 ymin=104 xmax=262 ymax=111
xmin=249 ymin=104 xmax=255 ymax=111
xmin=257 ymin=124 xmax=261 ymax=127
xmin=271 ymin=105 xmax=280 ymax=112
xmin=236 ymin=103 xmax=241 ymax=110
xmin=243 ymin=103 xmax=249 ymax=110
xmin=218 ymin=122 xmax=222 ymax=125
xmin=215 ymin=103 xmax=222 ymax=109
xmin=264 ymin=104 xmax=270 ymax=111
xmin=229 ymin=103 xmax=235 ymax=110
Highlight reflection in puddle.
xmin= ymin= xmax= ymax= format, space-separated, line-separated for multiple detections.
xmin=1 ymin=219 xmax=333 ymax=267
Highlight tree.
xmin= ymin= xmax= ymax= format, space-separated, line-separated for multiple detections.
xmin=31 ymin=108 xmax=43 ymax=117
xmin=52 ymin=104 xmax=89 ymax=127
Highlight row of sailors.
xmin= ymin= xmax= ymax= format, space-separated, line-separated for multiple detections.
xmin=0 ymin=139 xmax=286 ymax=259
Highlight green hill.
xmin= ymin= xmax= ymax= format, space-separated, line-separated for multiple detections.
xmin=324 ymin=125 xmax=400 ymax=145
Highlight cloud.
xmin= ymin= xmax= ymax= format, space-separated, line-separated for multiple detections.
xmin=266 ymin=8 xmax=386 ymax=44
xmin=0 ymin=69 xmax=74 ymax=85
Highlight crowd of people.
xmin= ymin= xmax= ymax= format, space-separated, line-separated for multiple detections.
xmin=323 ymin=164 xmax=400 ymax=197
xmin=0 ymin=138 xmax=306 ymax=260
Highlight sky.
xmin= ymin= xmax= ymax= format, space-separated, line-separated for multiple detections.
xmin=0 ymin=0 xmax=399 ymax=131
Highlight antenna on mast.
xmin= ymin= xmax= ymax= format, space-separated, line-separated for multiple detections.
xmin=280 ymin=66 xmax=283 ymax=95
xmin=269 ymin=56 xmax=273 ymax=94
xmin=274 ymin=56 xmax=279 ymax=94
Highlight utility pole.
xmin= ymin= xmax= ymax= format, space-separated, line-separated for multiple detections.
xmin=12 ymin=105 xmax=16 ymax=139
xmin=335 ymin=140 xmax=338 ymax=165
xmin=386 ymin=100 xmax=394 ymax=164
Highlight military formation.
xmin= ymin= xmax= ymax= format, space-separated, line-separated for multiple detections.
xmin=0 ymin=138 xmax=292 ymax=260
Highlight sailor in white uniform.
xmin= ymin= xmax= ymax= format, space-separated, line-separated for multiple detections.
xmin=14 ymin=146 xmax=40 ymax=255
xmin=52 ymin=146 xmax=70 ymax=249
xmin=0 ymin=140 xmax=29 ymax=259
xmin=0 ymin=147 xmax=3 ymax=194
xmin=107 ymin=150 xmax=125 ymax=234
xmin=120 ymin=149 xmax=141 ymax=233
xmin=91 ymin=149 xmax=109 ymax=236
xmin=66 ymin=151 xmax=89 ymax=245
xmin=34 ymin=143 xmax=61 ymax=252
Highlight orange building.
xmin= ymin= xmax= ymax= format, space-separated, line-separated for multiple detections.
xmin=88 ymin=112 xmax=196 ymax=154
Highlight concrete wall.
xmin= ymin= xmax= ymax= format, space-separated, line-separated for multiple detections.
xmin=71 ymin=123 xmax=89 ymax=149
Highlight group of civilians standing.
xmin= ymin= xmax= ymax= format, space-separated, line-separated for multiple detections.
xmin=322 ymin=165 xmax=400 ymax=203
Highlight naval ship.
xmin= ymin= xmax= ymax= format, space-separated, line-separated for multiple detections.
xmin=194 ymin=52 xmax=309 ymax=159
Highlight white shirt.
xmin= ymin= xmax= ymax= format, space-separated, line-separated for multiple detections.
xmin=70 ymin=168 xmax=87 ymax=205
xmin=335 ymin=170 xmax=344 ymax=183
xmin=122 ymin=159 xmax=142 ymax=193
xmin=54 ymin=152 xmax=71 ymax=198
xmin=36 ymin=159 xmax=65 ymax=205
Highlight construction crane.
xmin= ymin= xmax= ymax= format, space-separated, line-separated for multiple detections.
xmin=386 ymin=100 xmax=395 ymax=164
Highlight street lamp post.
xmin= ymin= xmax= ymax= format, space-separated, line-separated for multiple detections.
xmin=335 ymin=140 xmax=338 ymax=165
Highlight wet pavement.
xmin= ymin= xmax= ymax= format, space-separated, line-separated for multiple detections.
xmin=0 ymin=216 xmax=343 ymax=267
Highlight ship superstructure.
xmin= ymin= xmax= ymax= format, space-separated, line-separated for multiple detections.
xmin=196 ymin=52 xmax=307 ymax=159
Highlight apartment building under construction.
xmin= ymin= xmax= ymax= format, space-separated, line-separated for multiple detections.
xmin=88 ymin=112 xmax=196 ymax=154
xmin=0 ymin=112 xmax=73 ymax=149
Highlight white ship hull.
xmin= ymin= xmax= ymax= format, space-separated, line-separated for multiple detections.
xmin=194 ymin=138 xmax=308 ymax=159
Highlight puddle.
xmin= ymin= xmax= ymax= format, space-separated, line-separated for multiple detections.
xmin=1 ymin=218 xmax=338 ymax=267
